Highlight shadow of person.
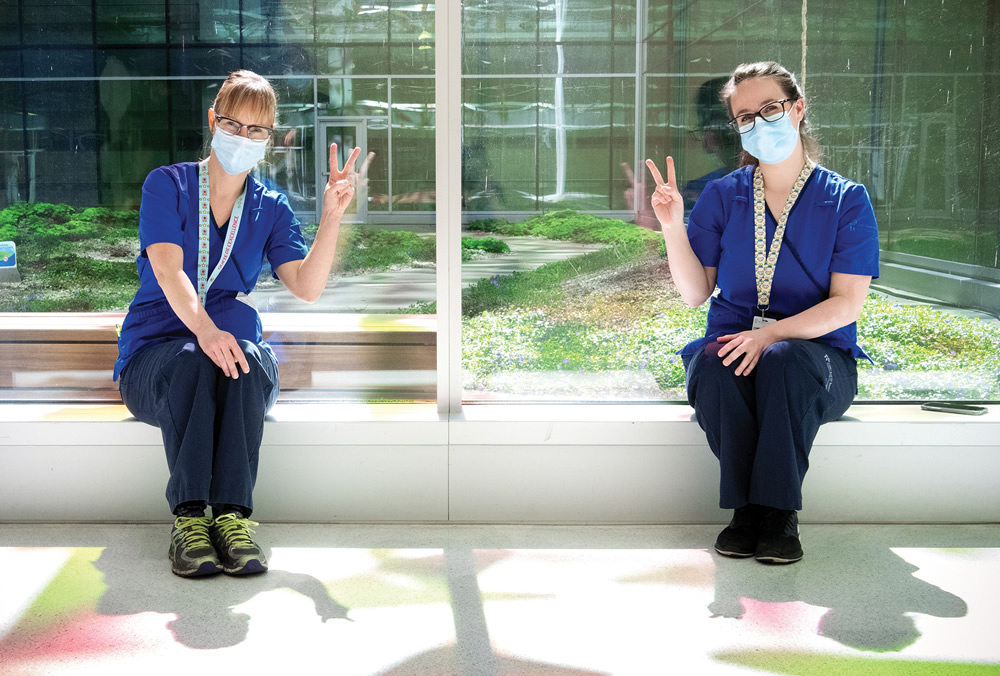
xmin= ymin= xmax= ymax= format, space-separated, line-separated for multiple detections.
xmin=91 ymin=532 xmax=350 ymax=650
xmin=708 ymin=532 xmax=967 ymax=652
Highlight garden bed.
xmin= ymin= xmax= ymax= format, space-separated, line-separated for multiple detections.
xmin=3 ymin=203 xmax=998 ymax=402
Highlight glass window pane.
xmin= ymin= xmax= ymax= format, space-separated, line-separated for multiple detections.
xmin=0 ymin=0 xmax=18 ymax=46
xmin=390 ymin=79 xmax=435 ymax=212
xmin=168 ymin=0 xmax=240 ymax=44
xmin=463 ymin=78 xmax=541 ymax=212
xmin=96 ymin=0 xmax=166 ymax=45
xmin=459 ymin=0 xmax=1000 ymax=404
xmin=22 ymin=0 xmax=93 ymax=45
xmin=1 ymin=3 xmax=437 ymax=404
xmin=241 ymin=0 xmax=315 ymax=44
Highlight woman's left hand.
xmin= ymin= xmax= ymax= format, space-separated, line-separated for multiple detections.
xmin=716 ymin=328 xmax=778 ymax=376
xmin=323 ymin=143 xmax=362 ymax=221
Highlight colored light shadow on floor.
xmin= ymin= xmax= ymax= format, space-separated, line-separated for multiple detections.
xmin=0 ymin=545 xmax=997 ymax=675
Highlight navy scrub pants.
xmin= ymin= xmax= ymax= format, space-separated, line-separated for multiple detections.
xmin=119 ymin=338 xmax=279 ymax=517
xmin=683 ymin=338 xmax=857 ymax=511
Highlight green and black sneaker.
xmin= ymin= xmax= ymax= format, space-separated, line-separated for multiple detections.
xmin=210 ymin=513 xmax=268 ymax=575
xmin=169 ymin=516 xmax=223 ymax=577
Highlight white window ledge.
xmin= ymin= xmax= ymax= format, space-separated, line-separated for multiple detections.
xmin=1 ymin=402 xmax=997 ymax=524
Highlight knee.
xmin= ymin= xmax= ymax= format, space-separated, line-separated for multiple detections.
xmin=689 ymin=341 xmax=730 ymax=379
xmin=172 ymin=341 xmax=218 ymax=374
xmin=236 ymin=339 xmax=261 ymax=361
xmin=757 ymin=339 xmax=815 ymax=381
xmin=686 ymin=341 xmax=735 ymax=395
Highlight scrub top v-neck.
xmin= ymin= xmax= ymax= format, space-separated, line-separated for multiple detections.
xmin=114 ymin=162 xmax=310 ymax=380
xmin=681 ymin=163 xmax=880 ymax=361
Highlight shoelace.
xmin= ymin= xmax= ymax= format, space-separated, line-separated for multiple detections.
xmin=214 ymin=513 xmax=260 ymax=548
xmin=175 ymin=516 xmax=214 ymax=548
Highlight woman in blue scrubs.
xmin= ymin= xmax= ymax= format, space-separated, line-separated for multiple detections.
xmin=646 ymin=61 xmax=879 ymax=564
xmin=115 ymin=70 xmax=361 ymax=577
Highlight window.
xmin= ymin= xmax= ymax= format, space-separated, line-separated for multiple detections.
xmin=2 ymin=1 xmax=998 ymax=406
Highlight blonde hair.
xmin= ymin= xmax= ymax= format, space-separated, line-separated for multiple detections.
xmin=720 ymin=61 xmax=823 ymax=167
xmin=211 ymin=70 xmax=278 ymax=126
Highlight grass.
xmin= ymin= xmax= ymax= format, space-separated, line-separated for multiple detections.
xmin=457 ymin=215 xmax=1000 ymax=401
xmin=469 ymin=209 xmax=658 ymax=248
xmin=3 ymin=203 xmax=998 ymax=401
xmin=0 ymin=203 xmax=140 ymax=312
xmin=460 ymin=262 xmax=1000 ymax=400
xmin=0 ymin=204 xmax=508 ymax=309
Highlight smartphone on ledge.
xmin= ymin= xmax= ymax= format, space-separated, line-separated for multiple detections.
xmin=920 ymin=401 xmax=988 ymax=416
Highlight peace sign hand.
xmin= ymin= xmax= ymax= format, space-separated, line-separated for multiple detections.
xmin=324 ymin=143 xmax=362 ymax=222
xmin=645 ymin=156 xmax=685 ymax=231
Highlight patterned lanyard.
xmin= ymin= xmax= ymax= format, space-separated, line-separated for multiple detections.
xmin=752 ymin=161 xmax=815 ymax=313
xmin=197 ymin=160 xmax=246 ymax=306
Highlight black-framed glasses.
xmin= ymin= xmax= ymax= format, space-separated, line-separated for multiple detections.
xmin=727 ymin=98 xmax=798 ymax=134
xmin=213 ymin=113 xmax=274 ymax=142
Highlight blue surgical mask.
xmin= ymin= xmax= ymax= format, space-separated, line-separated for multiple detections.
xmin=740 ymin=113 xmax=800 ymax=165
xmin=211 ymin=127 xmax=268 ymax=175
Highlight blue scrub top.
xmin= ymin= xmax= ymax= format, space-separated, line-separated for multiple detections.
xmin=682 ymin=164 xmax=880 ymax=361
xmin=114 ymin=162 xmax=309 ymax=380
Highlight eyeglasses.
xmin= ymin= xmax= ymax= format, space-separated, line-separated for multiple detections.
xmin=213 ymin=113 xmax=274 ymax=142
xmin=727 ymin=98 xmax=798 ymax=134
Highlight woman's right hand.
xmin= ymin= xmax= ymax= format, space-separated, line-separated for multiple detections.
xmin=645 ymin=156 xmax=685 ymax=231
xmin=196 ymin=325 xmax=250 ymax=379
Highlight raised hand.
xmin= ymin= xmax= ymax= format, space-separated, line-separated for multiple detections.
xmin=645 ymin=156 xmax=685 ymax=231
xmin=324 ymin=143 xmax=362 ymax=222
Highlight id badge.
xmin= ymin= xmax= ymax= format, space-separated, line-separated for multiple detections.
xmin=752 ymin=315 xmax=776 ymax=331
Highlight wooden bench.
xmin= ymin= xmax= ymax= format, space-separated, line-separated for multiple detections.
xmin=0 ymin=312 xmax=436 ymax=402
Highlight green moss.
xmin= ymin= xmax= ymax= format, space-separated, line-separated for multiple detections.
xmin=336 ymin=226 xmax=436 ymax=274
xmin=467 ymin=210 xmax=660 ymax=248
xmin=461 ymin=236 xmax=510 ymax=255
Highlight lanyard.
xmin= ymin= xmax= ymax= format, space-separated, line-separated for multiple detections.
xmin=752 ymin=161 xmax=814 ymax=313
xmin=197 ymin=160 xmax=246 ymax=306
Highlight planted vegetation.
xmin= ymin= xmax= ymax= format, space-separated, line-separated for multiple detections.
xmin=0 ymin=203 xmax=140 ymax=312
xmin=458 ymin=212 xmax=999 ymax=401
xmin=2 ymin=202 xmax=998 ymax=400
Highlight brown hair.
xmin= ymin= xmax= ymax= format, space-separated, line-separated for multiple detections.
xmin=211 ymin=70 xmax=278 ymax=126
xmin=720 ymin=61 xmax=822 ymax=167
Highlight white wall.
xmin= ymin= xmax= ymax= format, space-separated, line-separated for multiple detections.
xmin=0 ymin=404 xmax=998 ymax=524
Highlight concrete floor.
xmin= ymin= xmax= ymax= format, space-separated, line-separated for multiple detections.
xmin=1 ymin=523 xmax=998 ymax=675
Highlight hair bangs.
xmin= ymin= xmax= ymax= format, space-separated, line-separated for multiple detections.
xmin=213 ymin=70 xmax=278 ymax=126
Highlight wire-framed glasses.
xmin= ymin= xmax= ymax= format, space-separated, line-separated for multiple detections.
xmin=727 ymin=98 xmax=798 ymax=134
xmin=214 ymin=113 xmax=274 ymax=142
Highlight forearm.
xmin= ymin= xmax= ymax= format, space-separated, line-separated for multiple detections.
xmin=154 ymin=268 xmax=218 ymax=336
xmin=280 ymin=208 xmax=342 ymax=303
xmin=765 ymin=295 xmax=864 ymax=343
xmin=146 ymin=243 xmax=217 ymax=337
xmin=662 ymin=227 xmax=715 ymax=308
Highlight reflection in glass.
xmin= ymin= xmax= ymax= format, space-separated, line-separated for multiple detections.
xmin=458 ymin=0 xmax=999 ymax=403
xmin=0 ymin=0 xmax=438 ymax=404
xmin=0 ymin=0 xmax=997 ymax=403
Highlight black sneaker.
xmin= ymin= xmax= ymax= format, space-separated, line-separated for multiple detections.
xmin=210 ymin=513 xmax=268 ymax=575
xmin=714 ymin=504 xmax=766 ymax=558
xmin=169 ymin=516 xmax=223 ymax=577
xmin=755 ymin=508 xmax=803 ymax=564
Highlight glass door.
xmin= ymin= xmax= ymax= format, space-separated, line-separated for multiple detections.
xmin=316 ymin=118 xmax=368 ymax=223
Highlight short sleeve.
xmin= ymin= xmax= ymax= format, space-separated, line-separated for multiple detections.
xmin=265 ymin=193 xmax=309 ymax=279
xmin=830 ymin=183 xmax=880 ymax=279
xmin=686 ymin=181 xmax=725 ymax=268
xmin=138 ymin=167 xmax=184 ymax=255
